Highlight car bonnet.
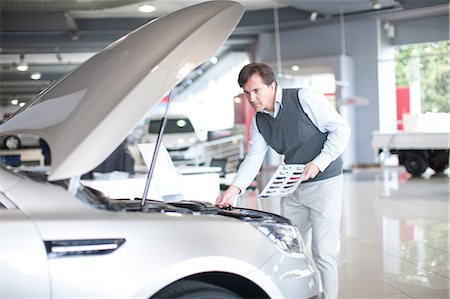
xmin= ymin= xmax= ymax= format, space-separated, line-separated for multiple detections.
xmin=0 ymin=1 xmax=244 ymax=181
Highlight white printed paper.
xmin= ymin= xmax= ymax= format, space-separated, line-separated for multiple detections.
xmin=137 ymin=143 xmax=184 ymax=202
xmin=259 ymin=164 xmax=305 ymax=198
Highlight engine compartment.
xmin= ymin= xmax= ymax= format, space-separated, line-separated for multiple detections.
xmin=78 ymin=183 xmax=291 ymax=224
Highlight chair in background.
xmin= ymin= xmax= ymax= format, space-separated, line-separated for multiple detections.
xmin=210 ymin=157 xmax=227 ymax=178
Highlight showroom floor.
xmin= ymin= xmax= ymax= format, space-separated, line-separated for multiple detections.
xmin=236 ymin=166 xmax=449 ymax=299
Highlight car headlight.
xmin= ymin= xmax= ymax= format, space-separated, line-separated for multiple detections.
xmin=251 ymin=221 xmax=305 ymax=254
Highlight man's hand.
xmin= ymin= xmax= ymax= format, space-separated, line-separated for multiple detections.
xmin=216 ymin=185 xmax=241 ymax=208
xmin=301 ymin=162 xmax=320 ymax=181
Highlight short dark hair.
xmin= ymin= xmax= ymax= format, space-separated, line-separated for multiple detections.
xmin=238 ymin=63 xmax=276 ymax=87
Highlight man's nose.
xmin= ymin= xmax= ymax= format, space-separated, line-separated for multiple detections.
xmin=248 ymin=92 xmax=256 ymax=102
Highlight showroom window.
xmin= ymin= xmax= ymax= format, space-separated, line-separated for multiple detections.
xmin=394 ymin=40 xmax=449 ymax=130
xmin=277 ymin=72 xmax=337 ymax=107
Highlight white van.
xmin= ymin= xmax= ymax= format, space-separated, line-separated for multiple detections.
xmin=141 ymin=114 xmax=205 ymax=164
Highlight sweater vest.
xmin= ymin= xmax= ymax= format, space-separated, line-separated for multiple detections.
xmin=256 ymin=88 xmax=343 ymax=182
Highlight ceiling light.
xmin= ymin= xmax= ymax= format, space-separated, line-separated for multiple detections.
xmin=16 ymin=54 xmax=28 ymax=71
xmin=371 ymin=0 xmax=382 ymax=9
xmin=138 ymin=4 xmax=156 ymax=13
xmin=17 ymin=63 xmax=28 ymax=72
xmin=11 ymin=99 xmax=19 ymax=105
xmin=31 ymin=72 xmax=41 ymax=80
xmin=177 ymin=120 xmax=187 ymax=127
xmin=310 ymin=11 xmax=318 ymax=22
xmin=210 ymin=57 xmax=218 ymax=64
xmin=19 ymin=102 xmax=26 ymax=107
xmin=291 ymin=65 xmax=300 ymax=71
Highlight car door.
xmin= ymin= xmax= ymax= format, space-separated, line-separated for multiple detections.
xmin=0 ymin=192 xmax=51 ymax=298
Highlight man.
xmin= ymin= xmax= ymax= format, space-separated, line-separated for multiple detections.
xmin=216 ymin=63 xmax=350 ymax=299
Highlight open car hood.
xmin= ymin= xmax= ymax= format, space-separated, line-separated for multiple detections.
xmin=0 ymin=1 xmax=244 ymax=181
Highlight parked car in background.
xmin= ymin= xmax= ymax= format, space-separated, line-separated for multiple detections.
xmin=0 ymin=133 xmax=40 ymax=150
xmin=141 ymin=114 xmax=204 ymax=163
xmin=0 ymin=2 xmax=321 ymax=299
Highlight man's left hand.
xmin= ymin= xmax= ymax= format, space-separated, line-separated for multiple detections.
xmin=301 ymin=162 xmax=320 ymax=181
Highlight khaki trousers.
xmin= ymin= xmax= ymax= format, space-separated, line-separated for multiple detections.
xmin=281 ymin=174 xmax=343 ymax=299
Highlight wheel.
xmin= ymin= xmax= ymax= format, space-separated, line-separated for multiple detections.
xmin=4 ymin=135 xmax=21 ymax=150
xmin=152 ymin=280 xmax=242 ymax=299
xmin=429 ymin=151 xmax=449 ymax=173
xmin=404 ymin=152 xmax=429 ymax=176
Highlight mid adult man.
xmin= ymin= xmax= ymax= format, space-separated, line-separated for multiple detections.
xmin=216 ymin=63 xmax=350 ymax=299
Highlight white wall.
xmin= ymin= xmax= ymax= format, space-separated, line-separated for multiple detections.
xmin=171 ymin=51 xmax=250 ymax=135
xmin=258 ymin=18 xmax=375 ymax=166
xmin=255 ymin=13 xmax=449 ymax=165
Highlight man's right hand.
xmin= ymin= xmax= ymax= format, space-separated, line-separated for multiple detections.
xmin=216 ymin=185 xmax=241 ymax=208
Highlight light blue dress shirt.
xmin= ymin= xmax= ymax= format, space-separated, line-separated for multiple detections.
xmin=231 ymin=85 xmax=351 ymax=192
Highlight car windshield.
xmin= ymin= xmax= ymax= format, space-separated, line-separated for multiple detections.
xmin=148 ymin=118 xmax=195 ymax=134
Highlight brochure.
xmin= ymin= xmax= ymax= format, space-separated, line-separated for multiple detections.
xmin=258 ymin=164 xmax=305 ymax=198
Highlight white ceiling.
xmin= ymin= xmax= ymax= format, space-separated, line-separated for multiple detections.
xmin=0 ymin=0 xmax=447 ymax=107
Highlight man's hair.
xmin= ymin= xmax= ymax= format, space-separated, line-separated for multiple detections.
xmin=238 ymin=63 xmax=276 ymax=87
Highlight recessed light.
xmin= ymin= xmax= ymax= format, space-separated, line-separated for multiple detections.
xmin=210 ymin=57 xmax=218 ymax=64
xmin=372 ymin=0 xmax=382 ymax=9
xmin=291 ymin=65 xmax=300 ymax=71
xmin=31 ymin=72 xmax=41 ymax=80
xmin=16 ymin=62 xmax=28 ymax=72
xmin=138 ymin=4 xmax=156 ymax=13
xmin=11 ymin=99 xmax=19 ymax=105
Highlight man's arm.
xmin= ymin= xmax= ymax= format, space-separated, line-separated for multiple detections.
xmin=299 ymin=88 xmax=351 ymax=174
xmin=216 ymin=116 xmax=268 ymax=207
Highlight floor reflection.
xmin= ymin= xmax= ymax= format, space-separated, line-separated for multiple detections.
xmin=237 ymin=166 xmax=449 ymax=299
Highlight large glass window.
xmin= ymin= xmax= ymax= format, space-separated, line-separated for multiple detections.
xmin=395 ymin=40 xmax=449 ymax=114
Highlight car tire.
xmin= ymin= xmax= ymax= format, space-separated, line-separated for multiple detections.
xmin=404 ymin=152 xmax=428 ymax=176
xmin=429 ymin=151 xmax=449 ymax=173
xmin=4 ymin=135 xmax=21 ymax=150
xmin=152 ymin=280 xmax=242 ymax=299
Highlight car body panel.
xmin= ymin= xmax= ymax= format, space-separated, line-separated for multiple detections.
xmin=1 ymin=170 xmax=283 ymax=298
xmin=0 ymin=1 xmax=321 ymax=298
xmin=0 ymin=1 xmax=244 ymax=181
xmin=0 ymin=206 xmax=51 ymax=298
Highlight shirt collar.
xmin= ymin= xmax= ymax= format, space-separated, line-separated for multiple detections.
xmin=261 ymin=84 xmax=283 ymax=117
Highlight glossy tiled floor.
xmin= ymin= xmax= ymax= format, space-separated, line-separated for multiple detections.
xmin=236 ymin=166 xmax=450 ymax=299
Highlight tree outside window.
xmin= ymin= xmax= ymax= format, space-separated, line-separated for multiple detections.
xmin=395 ymin=40 xmax=449 ymax=113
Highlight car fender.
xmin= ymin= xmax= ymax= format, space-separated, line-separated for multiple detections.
xmin=132 ymin=255 xmax=284 ymax=298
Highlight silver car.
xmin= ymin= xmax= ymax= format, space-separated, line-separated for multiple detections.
xmin=0 ymin=1 xmax=321 ymax=298
xmin=0 ymin=133 xmax=40 ymax=150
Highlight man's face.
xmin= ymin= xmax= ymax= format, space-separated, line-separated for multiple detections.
xmin=242 ymin=73 xmax=276 ymax=112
